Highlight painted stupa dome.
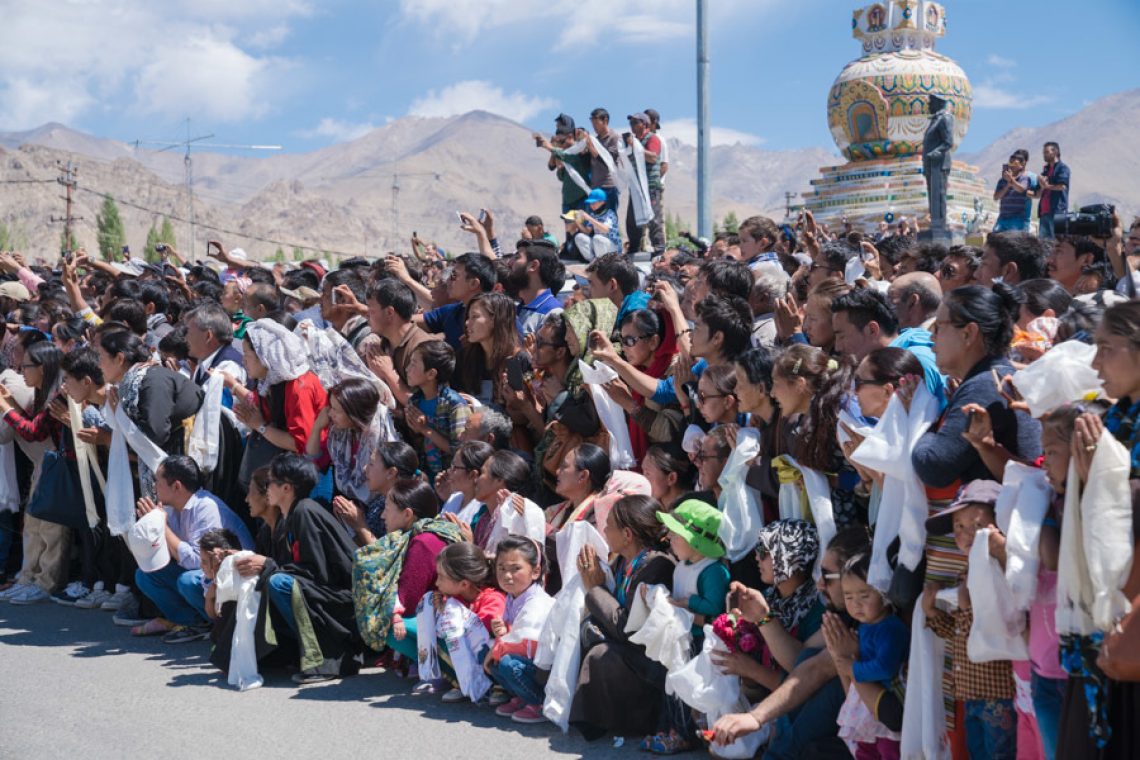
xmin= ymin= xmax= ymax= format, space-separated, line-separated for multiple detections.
xmin=828 ymin=1 xmax=972 ymax=162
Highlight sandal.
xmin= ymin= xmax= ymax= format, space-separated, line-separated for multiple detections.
xmin=130 ymin=618 xmax=176 ymax=637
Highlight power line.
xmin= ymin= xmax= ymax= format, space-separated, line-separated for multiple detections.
xmin=73 ymin=184 xmax=361 ymax=258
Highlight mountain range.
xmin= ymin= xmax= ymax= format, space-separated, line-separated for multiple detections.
xmin=1 ymin=88 xmax=1136 ymax=261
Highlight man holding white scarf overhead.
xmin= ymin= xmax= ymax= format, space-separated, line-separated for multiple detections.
xmin=545 ymin=108 xmax=622 ymax=212
xmin=623 ymin=113 xmax=663 ymax=254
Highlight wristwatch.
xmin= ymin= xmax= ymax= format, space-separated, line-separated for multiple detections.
xmin=257 ymin=423 xmax=268 ymax=436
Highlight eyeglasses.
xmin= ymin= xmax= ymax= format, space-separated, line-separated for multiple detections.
xmin=696 ymin=391 xmax=731 ymax=403
xmin=853 ymin=377 xmax=885 ymax=390
xmin=619 ymin=334 xmax=651 ymax=348
xmin=694 ymin=451 xmax=726 ymax=462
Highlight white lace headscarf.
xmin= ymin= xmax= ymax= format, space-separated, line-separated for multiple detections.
xmin=245 ymin=319 xmax=311 ymax=394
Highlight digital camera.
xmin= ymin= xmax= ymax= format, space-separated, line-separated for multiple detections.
xmin=1053 ymin=203 xmax=1115 ymax=238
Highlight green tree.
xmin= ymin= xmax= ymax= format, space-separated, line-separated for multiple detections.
xmin=96 ymin=196 xmax=126 ymax=261
xmin=159 ymin=217 xmax=177 ymax=248
xmin=273 ymin=247 xmax=286 ymax=263
xmin=722 ymin=211 xmax=739 ymax=234
xmin=292 ymin=246 xmax=305 ymax=262
xmin=144 ymin=221 xmax=161 ymax=263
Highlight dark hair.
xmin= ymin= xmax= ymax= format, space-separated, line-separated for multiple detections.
xmin=368 ymin=279 xmax=416 ymax=321
xmin=250 ymin=465 xmax=272 ymax=497
xmin=60 ymin=346 xmax=104 ymax=386
xmin=590 ymin=107 xmax=610 ymax=123
xmin=701 ymin=362 xmax=738 ymax=398
xmin=486 ymin=450 xmax=531 ymax=496
xmin=1010 ymin=148 xmax=1030 ymax=163
xmin=495 ymin=534 xmax=547 ymax=581
xmin=107 ymin=277 xmax=142 ymax=301
xmin=734 ymin=346 xmax=774 ymax=391
xmin=841 ymin=552 xmax=872 ymax=584
xmin=269 ymin=453 xmax=319 ymax=499
xmin=247 ymin=267 xmax=276 ymax=286
xmin=739 ymin=215 xmax=780 ymax=250
xmin=524 ymin=215 xmax=544 ymax=228
xmin=1016 ymin=278 xmax=1072 ymax=319
xmin=24 ymin=341 xmax=64 ymax=414
xmin=388 ymin=479 xmax=440 ymax=521
xmin=158 ymin=455 xmax=203 ymax=492
xmin=324 ymin=268 xmax=367 ymax=304
xmin=328 ymin=377 xmax=381 ymax=430
xmin=586 ymin=252 xmax=640 ymax=295
xmin=199 ymin=528 xmax=241 ymax=553
xmin=860 ymin=346 xmax=922 ymax=387
xmin=244 ymin=283 xmax=279 ymax=315
xmin=1041 ymin=400 xmax=1113 ymax=443
xmin=985 ymin=231 xmax=1047 ymax=281
xmin=875 ymin=235 xmax=912 ymax=266
xmin=376 ymin=441 xmax=419 ymax=478
xmin=831 ymin=287 xmax=899 ymax=335
xmin=1054 ymin=301 xmax=1102 ymax=345
xmin=943 ymin=283 xmax=1020 ymax=357
xmin=644 ymin=444 xmax=697 ymax=493
xmin=572 ymin=443 xmax=612 ymax=493
xmin=185 ymin=303 xmax=234 ymax=346
xmin=138 ymin=281 xmax=170 ymax=314
xmin=158 ymin=326 xmax=190 ymax=361
xmin=1101 ymin=300 xmax=1140 ymax=350
xmin=1057 ymin=235 xmax=1106 ymax=266
xmin=283 ymin=268 xmax=320 ymax=291
xmin=460 ymin=292 xmax=521 ymax=394
xmin=522 ymin=244 xmax=567 ymax=293
xmin=454 ymin=252 xmax=497 ymax=293
xmin=698 ymin=258 xmax=752 ymax=300
xmin=609 ymin=494 xmax=667 ymax=551
xmin=98 ymin=329 xmax=151 ymax=366
xmin=452 ymin=440 xmax=494 ymax=473
xmin=1044 ymin=141 xmax=1060 ymax=157
xmin=905 ymin=242 xmax=948 ymax=275
xmin=695 ymin=295 xmax=753 ymax=357
xmin=819 ymin=241 xmax=855 ymax=272
xmin=52 ymin=316 xmax=88 ymax=347
xmin=827 ymin=524 xmax=872 ymax=566
xmin=104 ymin=299 xmax=148 ymax=336
xmin=413 ymin=340 xmax=456 ymax=385
xmin=437 ymin=541 xmax=493 ymax=586
xmin=773 ymin=344 xmax=855 ymax=471
xmin=946 ymin=244 xmax=982 ymax=272
xmin=194 ymin=280 xmax=223 ymax=303
xmin=618 ymin=308 xmax=662 ymax=341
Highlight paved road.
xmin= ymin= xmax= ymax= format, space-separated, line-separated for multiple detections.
xmin=0 ymin=602 xmax=632 ymax=759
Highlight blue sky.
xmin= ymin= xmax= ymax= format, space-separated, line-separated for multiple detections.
xmin=3 ymin=0 xmax=1138 ymax=155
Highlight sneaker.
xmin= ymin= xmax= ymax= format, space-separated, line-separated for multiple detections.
xmin=488 ymin=687 xmax=510 ymax=706
xmin=131 ymin=618 xmax=177 ymax=637
xmin=162 ymin=624 xmax=212 ymax=644
xmin=440 ymin=687 xmax=466 ymax=703
xmin=495 ymin=697 xmax=525 ymax=717
xmin=52 ymin=582 xmax=91 ymax=606
xmin=291 ymin=672 xmax=336 ymax=685
xmin=0 ymin=582 xmax=29 ymax=601
xmin=412 ymin=679 xmax=448 ymax=695
xmin=511 ymin=704 xmax=547 ymax=724
xmin=113 ymin=596 xmax=149 ymax=627
xmin=10 ymin=586 xmax=50 ymax=605
xmin=100 ymin=588 xmax=134 ymax=611
xmin=76 ymin=589 xmax=113 ymax=609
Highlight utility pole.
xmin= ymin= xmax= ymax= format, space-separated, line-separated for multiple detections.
xmin=135 ymin=119 xmax=281 ymax=259
xmin=51 ymin=160 xmax=83 ymax=251
xmin=696 ymin=0 xmax=711 ymax=240
xmin=784 ymin=191 xmax=797 ymax=219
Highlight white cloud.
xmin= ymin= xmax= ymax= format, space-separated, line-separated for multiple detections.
xmin=985 ymin=54 xmax=1017 ymax=69
xmin=660 ymin=117 xmax=765 ymax=147
xmin=297 ymin=117 xmax=378 ymax=142
xmin=398 ymin=0 xmax=764 ymax=50
xmin=408 ymin=80 xmax=557 ymax=123
xmin=973 ymin=82 xmax=1051 ymax=110
xmin=0 ymin=1 xmax=304 ymax=130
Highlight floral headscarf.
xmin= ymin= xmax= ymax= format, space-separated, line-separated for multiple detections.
xmin=245 ymin=318 xmax=311 ymax=393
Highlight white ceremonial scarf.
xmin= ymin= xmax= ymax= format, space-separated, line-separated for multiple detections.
xmin=103 ymin=399 xmax=168 ymax=536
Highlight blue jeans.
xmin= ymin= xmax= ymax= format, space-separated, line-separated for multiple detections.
xmin=135 ymin=564 xmax=207 ymax=626
xmin=266 ymin=573 xmax=298 ymax=635
xmin=964 ymin=699 xmax=1016 ymax=760
xmin=993 ymin=217 xmax=1030 ymax=233
xmin=1037 ymin=214 xmax=1055 ymax=239
xmin=764 ymin=648 xmax=847 ymax=760
xmin=493 ymin=653 xmax=544 ymax=706
xmin=1032 ymin=672 xmax=1066 ymax=760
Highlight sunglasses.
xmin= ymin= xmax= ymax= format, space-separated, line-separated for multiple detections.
xmin=696 ymin=391 xmax=731 ymax=403
xmin=619 ymin=334 xmax=651 ymax=348
xmin=535 ymin=339 xmax=566 ymax=350
xmin=853 ymin=377 xmax=886 ymax=390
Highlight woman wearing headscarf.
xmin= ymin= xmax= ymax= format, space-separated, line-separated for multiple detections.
xmin=219 ymin=318 xmax=327 ymax=490
xmin=712 ymin=519 xmax=824 ymax=692
xmin=307 ymin=377 xmax=393 ymax=510
xmin=530 ymin=299 xmax=616 ymax=505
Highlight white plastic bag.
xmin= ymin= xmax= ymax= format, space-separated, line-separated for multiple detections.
xmin=1010 ymin=340 xmax=1103 ymax=418
xmin=578 ymin=359 xmax=636 ymax=469
xmin=967 ymin=528 xmax=1028 ymax=662
xmin=716 ymin=428 xmax=764 ymax=562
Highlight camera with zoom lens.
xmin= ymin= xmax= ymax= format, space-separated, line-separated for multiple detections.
xmin=1053 ymin=203 xmax=1115 ymax=238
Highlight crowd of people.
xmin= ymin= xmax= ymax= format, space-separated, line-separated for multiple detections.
xmin=1 ymin=116 xmax=1140 ymax=760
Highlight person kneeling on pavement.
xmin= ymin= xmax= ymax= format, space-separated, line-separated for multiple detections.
xmin=128 ymin=455 xmax=254 ymax=643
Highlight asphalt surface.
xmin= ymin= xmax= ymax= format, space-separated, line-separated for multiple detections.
xmin=0 ymin=602 xmax=633 ymax=759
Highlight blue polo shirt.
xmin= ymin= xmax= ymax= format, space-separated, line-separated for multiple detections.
xmin=422 ymin=302 xmax=466 ymax=352
xmin=517 ymin=289 xmax=562 ymax=336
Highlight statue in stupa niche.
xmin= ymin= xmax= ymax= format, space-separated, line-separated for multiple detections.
xmin=922 ymin=94 xmax=954 ymax=237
